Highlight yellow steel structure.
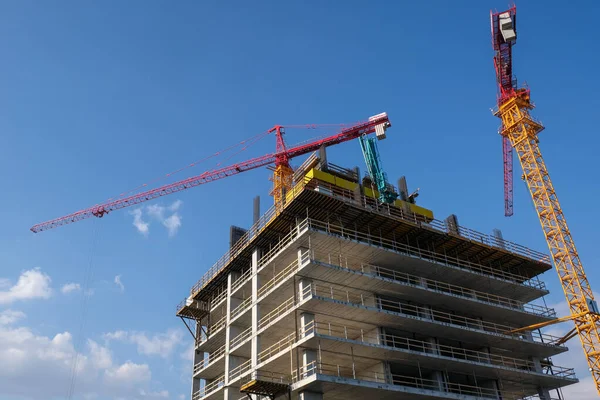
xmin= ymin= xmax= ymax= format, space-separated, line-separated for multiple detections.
xmin=494 ymin=88 xmax=600 ymax=394
xmin=270 ymin=163 xmax=294 ymax=210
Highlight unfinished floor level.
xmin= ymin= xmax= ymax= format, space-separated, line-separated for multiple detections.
xmin=177 ymin=162 xmax=577 ymax=400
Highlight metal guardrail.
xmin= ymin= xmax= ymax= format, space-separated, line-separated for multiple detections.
xmin=309 ymin=282 xmax=565 ymax=346
xmin=301 ymin=321 xmax=575 ymax=379
xmin=293 ymin=360 xmax=501 ymax=398
xmin=292 ymin=360 xmax=560 ymax=400
xmin=186 ymin=176 xmax=550 ymax=302
xmin=192 ymin=373 xmax=225 ymax=399
xmin=307 ymin=218 xmax=546 ymax=290
xmin=193 ymin=343 xmax=226 ymax=374
xmin=311 ymin=250 xmax=554 ymax=317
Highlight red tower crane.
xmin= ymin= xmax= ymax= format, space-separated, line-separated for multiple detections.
xmin=491 ymin=5 xmax=517 ymax=217
xmin=30 ymin=113 xmax=391 ymax=233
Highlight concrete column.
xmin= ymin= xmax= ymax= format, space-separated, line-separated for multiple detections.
xmin=298 ymin=278 xmax=313 ymax=301
xmin=363 ymin=326 xmax=381 ymax=345
xmin=191 ymin=377 xmax=201 ymax=398
xmin=478 ymin=346 xmax=492 ymax=364
xmin=431 ymin=370 xmax=445 ymax=392
xmin=223 ymin=386 xmax=240 ymax=400
xmin=427 ymin=337 xmax=440 ymax=355
xmin=299 ymin=391 xmax=323 ymax=400
xmin=370 ymin=361 xmax=386 ymax=383
xmin=301 ymin=349 xmax=318 ymax=379
xmin=251 ymin=249 xmax=261 ymax=369
xmin=298 ymin=246 xmax=309 ymax=268
xmin=418 ymin=304 xmax=434 ymax=320
xmin=225 ymin=272 xmax=242 ymax=385
xmin=531 ymin=357 xmax=552 ymax=399
xmin=299 ymin=312 xmax=315 ymax=338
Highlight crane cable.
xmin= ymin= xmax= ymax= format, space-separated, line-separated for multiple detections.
xmin=66 ymin=219 xmax=100 ymax=399
xmin=104 ymin=129 xmax=273 ymax=204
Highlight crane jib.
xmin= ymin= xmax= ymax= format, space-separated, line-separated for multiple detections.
xmin=30 ymin=113 xmax=390 ymax=233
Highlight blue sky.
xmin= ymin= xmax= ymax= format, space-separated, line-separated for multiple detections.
xmin=0 ymin=1 xmax=599 ymax=399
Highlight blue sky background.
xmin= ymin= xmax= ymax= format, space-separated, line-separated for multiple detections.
xmin=0 ymin=1 xmax=599 ymax=399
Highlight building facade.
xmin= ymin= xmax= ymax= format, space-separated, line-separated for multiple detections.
xmin=177 ymin=160 xmax=577 ymax=400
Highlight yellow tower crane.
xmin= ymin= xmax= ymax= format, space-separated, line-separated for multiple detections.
xmin=491 ymin=6 xmax=600 ymax=394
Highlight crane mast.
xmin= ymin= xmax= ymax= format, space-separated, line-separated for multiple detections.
xmin=491 ymin=6 xmax=600 ymax=394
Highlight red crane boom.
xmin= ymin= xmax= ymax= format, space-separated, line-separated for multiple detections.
xmin=31 ymin=113 xmax=391 ymax=233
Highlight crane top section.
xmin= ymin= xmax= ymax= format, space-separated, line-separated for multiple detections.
xmin=491 ymin=6 xmax=518 ymax=103
xmin=31 ymin=112 xmax=391 ymax=233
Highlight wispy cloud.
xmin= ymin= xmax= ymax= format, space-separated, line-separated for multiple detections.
xmin=61 ymin=282 xmax=81 ymax=294
xmin=130 ymin=200 xmax=183 ymax=237
xmin=163 ymin=214 xmax=182 ymax=237
xmin=0 ymin=310 xmax=26 ymax=325
xmin=0 ymin=320 xmax=168 ymax=399
xmin=0 ymin=268 xmax=52 ymax=305
xmin=114 ymin=275 xmax=125 ymax=293
xmin=103 ymin=329 xmax=184 ymax=358
xmin=130 ymin=208 xmax=149 ymax=236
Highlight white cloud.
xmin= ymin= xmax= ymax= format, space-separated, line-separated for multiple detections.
xmin=0 ymin=268 xmax=52 ymax=305
xmin=180 ymin=341 xmax=194 ymax=362
xmin=163 ymin=214 xmax=182 ymax=237
xmin=0 ymin=310 xmax=26 ymax=325
xmin=0 ymin=322 xmax=168 ymax=400
xmin=61 ymin=282 xmax=81 ymax=294
xmin=104 ymin=329 xmax=184 ymax=358
xmin=114 ymin=275 xmax=125 ymax=292
xmin=131 ymin=208 xmax=150 ymax=236
xmin=103 ymin=330 xmax=128 ymax=341
xmin=147 ymin=204 xmax=165 ymax=221
xmin=139 ymin=389 xmax=170 ymax=398
xmin=169 ymin=200 xmax=183 ymax=212
xmin=88 ymin=339 xmax=112 ymax=370
xmin=104 ymin=361 xmax=151 ymax=386
xmin=560 ymin=376 xmax=597 ymax=399
xmin=134 ymin=200 xmax=183 ymax=237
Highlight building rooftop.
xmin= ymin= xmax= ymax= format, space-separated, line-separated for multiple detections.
xmin=178 ymin=166 xmax=551 ymax=315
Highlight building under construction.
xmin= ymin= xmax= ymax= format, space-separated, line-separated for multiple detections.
xmin=177 ymin=151 xmax=578 ymax=400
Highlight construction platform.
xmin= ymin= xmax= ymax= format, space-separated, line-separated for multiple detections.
xmin=178 ymin=160 xmax=576 ymax=400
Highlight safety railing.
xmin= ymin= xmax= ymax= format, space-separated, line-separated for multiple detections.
xmin=300 ymin=320 xmax=575 ymax=379
xmin=193 ymin=343 xmax=226 ymax=374
xmin=258 ymin=295 xmax=295 ymax=331
xmin=229 ymin=358 xmax=252 ymax=382
xmin=230 ymin=296 xmax=252 ymax=320
xmin=187 ymin=175 xmax=549 ymax=301
xmin=258 ymin=331 xmax=296 ymax=364
xmin=231 ymin=267 xmax=252 ymax=293
xmin=257 ymin=218 xmax=310 ymax=269
xmin=292 ymin=360 xmax=502 ymax=399
xmin=311 ymin=251 xmax=554 ymax=317
xmin=209 ymin=315 xmax=226 ymax=336
xmin=307 ymin=218 xmax=546 ymax=290
xmin=210 ymin=288 xmax=227 ymax=309
xmin=192 ymin=373 xmax=225 ymax=399
xmin=230 ymin=326 xmax=252 ymax=350
xmin=257 ymin=258 xmax=300 ymax=299
xmin=309 ymin=282 xmax=564 ymax=346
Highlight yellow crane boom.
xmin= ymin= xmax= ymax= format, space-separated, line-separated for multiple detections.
xmin=491 ymin=6 xmax=600 ymax=395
